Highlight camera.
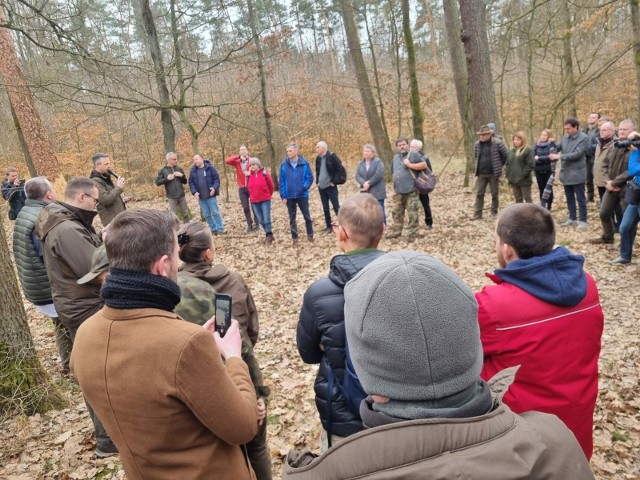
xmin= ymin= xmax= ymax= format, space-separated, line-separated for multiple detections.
xmin=613 ymin=138 xmax=640 ymax=149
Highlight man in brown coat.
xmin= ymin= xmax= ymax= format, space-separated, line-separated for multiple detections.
xmin=283 ymin=251 xmax=594 ymax=479
xmin=71 ymin=209 xmax=258 ymax=480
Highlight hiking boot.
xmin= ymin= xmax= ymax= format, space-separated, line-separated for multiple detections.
xmin=246 ymin=226 xmax=253 ymax=233
xmin=292 ymin=237 xmax=299 ymax=244
xmin=407 ymin=236 xmax=416 ymax=243
xmin=589 ymin=236 xmax=614 ymax=245
xmin=307 ymin=236 xmax=314 ymax=243
xmin=385 ymin=232 xmax=401 ymax=239
xmin=561 ymin=219 xmax=577 ymax=227
xmin=576 ymin=221 xmax=588 ymax=230
xmin=471 ymin=214 xmax=482 ymax=221
xmin=265 ymin=235 xmax=274 ymax=245
xmin=610 ymin=256 xmax=631 ymax=265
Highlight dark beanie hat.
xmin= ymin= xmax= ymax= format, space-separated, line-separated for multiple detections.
xmin=344 ymin=250 xmax=482 ymax=402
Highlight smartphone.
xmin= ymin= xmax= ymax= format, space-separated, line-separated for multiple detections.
xmin=214 ymin=294 xmax=232 ymax=337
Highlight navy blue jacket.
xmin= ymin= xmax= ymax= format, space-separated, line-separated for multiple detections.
xmin=189 ymin=161 xmax=220 ymax=198
xmin=297 ymin=249 xmax=386 ymax=437
xmin=279 ymin=156 xmax=313 ymax=199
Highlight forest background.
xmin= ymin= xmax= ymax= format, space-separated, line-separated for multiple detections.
xmin=0 ymin=0 xmax=639 ymax=479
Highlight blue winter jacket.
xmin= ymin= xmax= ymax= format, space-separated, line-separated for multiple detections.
xmin=279 ymin=156 xmax=314 ymax=199
xmin=188 ymin=160 xmax=220 ymax=197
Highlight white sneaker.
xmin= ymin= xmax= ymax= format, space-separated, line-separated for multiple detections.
xmin=561 ymin=219 xmax=577 ymax=226
xmin=576 ymin=221 xmax=588 ymax=230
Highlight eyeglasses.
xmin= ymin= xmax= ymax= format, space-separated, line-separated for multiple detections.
xmin=83 ymin=193 xmax=99 ymax=206
xmin=331 ymin=221 xmax=350 ymax=239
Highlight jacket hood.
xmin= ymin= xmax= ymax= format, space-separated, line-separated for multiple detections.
xmin=35 ymin=201 xmax=97 ymax=241
xmin=328 ymin=250 xmax=385 ymax=287
xmin=89 ymin=169 xmax=110 ymax=181
xmin=491 ymin=246 xmax=587 ymax=307
xmin=179 ymin=260 xmax=230 ymax=282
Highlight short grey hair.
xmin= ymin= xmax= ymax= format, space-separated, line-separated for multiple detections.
xmin=317 ymin=141 xmax=328 ymax=151
xmin=165 ymin=152 xmax=177 ymax=161
xmin=410 ymin=139 xmax=423 ymax=150
xmin=620 ymin=119 xmax=638 ymax=130
xmin=91 ymin=153 xmax=109 ymax=166
xmin=25 ymin=177 xmax=52 ymax=200
xmin=286 ymin=143 xmax=299 ymax=150
xmin=363 ymin=144 xmax=377 ymax=154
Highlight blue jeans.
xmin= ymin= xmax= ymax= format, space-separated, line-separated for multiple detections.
xmin=252 ymin=200 xmax=272 ymax=235
xmin=286 ymin=197 xmax=313 ymax=238
xmin=198 ymin=196 xmax=224 ymax=232
xmin=319 ymin=185 xmax=340 ymax=230
xmin=563 ymin=183 xmax=587 ymax=222
xmin=378 ymin=199 xmax=387 ymax=226
xmin=619 ymin=203 xmax=640 ymax=261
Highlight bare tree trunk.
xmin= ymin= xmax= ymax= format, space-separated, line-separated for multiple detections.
xmin=402 ymin=0 xmax=424 ymax=143
xmin=459 ymin=0 xmax=501 ymax=134
xmin=364 ymin=5 xmax=390 ymax=145
xmin=170 ymin=0 xmax=199 ymax=154
xmin=526 ymin=0 xmax=538 ymax=142
xmin=140 ymin=0 xmax=176 ymax=154
xmin=8 ymin=97 xmax=36 ymax=177
xmin=559 ymin=0 xmax=577 ymax=117
xmin=389 ymin=0 xmax=403 ymax=139
xmin=631 ymin=0 xmax=640 ymax=120
xmin=0 ymin=216 xmax=65 ymax=417
xmin=422 ymin=0 xmax=439 ymax=63
xmin=443 ymin=0 xmax=475 ymax=186
xmin=247 ymin=0 xmax=278 ymax=184
xmin=339 ymin=0 xmax=393 ymax=163
xmin=0 ymin=8 xmax=59 ymax=179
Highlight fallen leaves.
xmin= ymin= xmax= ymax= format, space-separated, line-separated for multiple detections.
xmin=1 ymin=171 xmax=638 ymax=479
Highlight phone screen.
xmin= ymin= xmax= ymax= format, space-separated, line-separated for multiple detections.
xmin=215 ymin=296 xmax=231 ymax=332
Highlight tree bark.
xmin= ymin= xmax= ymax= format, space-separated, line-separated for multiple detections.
xmin=140 ymin=0 xmax=176 ymax=154
xmin=422 ymin=0 xmax=439 ymax=63
xmin=364 ymin=4 xmax=390 ymax=145
xmin=559 ymin=0 xmax=577 ymax=118
xmin=248 ymin=0 xmax=278 ymax=184
xmin=0 ymin=8 xmax=60 ymax=179
xmin=443 ymin=0 xmax=475 ymax=186
xmin=631 ymin=0 xmax=640 ymax=121
xmin=0 ymin=215 xmax=65 ymax=417
xmin=402 ymin=0 xmax=424 ymax=143
xmin=459 ymin=0 xmax=501 ymax=134
xmin=339 ymin=0 xmax=393 ymax=164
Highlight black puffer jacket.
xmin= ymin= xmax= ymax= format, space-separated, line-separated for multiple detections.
xmin=297 ymin=249 xmax=385 ymax=437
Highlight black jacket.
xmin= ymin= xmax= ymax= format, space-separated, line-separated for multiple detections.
xmin=297 ymin=249 xmax=385 ymax=437
xmin=155 ymin=165 xmax=187 ymax=199
xmin=315 ymin=151 xmax=343 ymax=185
xmin=2 ymin=180 xmax=26 ymax=219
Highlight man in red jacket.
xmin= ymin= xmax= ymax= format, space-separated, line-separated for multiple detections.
xmin=225 ymin=145 xmax=259 ymax=232
xmin=476 ymin=203 xmax=604 ymax=460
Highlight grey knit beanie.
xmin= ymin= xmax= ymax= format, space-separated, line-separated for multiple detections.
xmin=344 ymin=250 xmax=482 ymax=401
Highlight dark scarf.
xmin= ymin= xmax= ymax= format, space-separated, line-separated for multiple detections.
xmin=58 ymin=201 xmax=98 ymax=232
xmin=360 ymin=380 xmax=493 ymax=428
xmin=101 ymin=267 xmax=181 ymax=311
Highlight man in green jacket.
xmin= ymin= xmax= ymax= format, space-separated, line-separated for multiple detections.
xmin=89 ymin=152 xmax=128 ymax=226
xmin=35 ymin=176 xmax=117 ymax=458
xmin=13 ymin=177 xmax=72 ymax=374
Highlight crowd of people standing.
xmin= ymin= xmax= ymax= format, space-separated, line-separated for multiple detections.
xmin=1 ymin=113 xmax=638 ymax=478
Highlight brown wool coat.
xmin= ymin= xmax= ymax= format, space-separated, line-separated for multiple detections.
xmin=71 ymin=306 xmax=258 ymax=480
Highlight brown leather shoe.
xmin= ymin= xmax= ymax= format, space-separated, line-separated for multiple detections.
xmin=588 ymin=237 xmax=613 ymax=244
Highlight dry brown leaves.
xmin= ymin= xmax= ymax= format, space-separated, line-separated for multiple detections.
xmin=1 ymin=172 xmax=638 ymax=479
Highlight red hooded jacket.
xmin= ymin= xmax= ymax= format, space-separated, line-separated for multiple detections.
xmin=247 ymin=168 xmax=274 ymax=203
xmin=476 ymin=247 xmax=603 ymax=460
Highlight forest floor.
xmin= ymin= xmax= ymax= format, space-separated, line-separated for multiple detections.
xmin=0 ymin=170 xmax=638 ymax=479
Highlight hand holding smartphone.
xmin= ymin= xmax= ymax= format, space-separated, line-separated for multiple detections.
xmin=214 ymin=294 xmax=232 ymax=337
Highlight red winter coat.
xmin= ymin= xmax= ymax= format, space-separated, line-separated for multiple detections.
xmin=476 ymin=260 xmax=603 ymax=460
xmin=225 ymin=154 xmax=251 ymax=188
xmin=247 ymin=169 xmax=274 ymax=203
